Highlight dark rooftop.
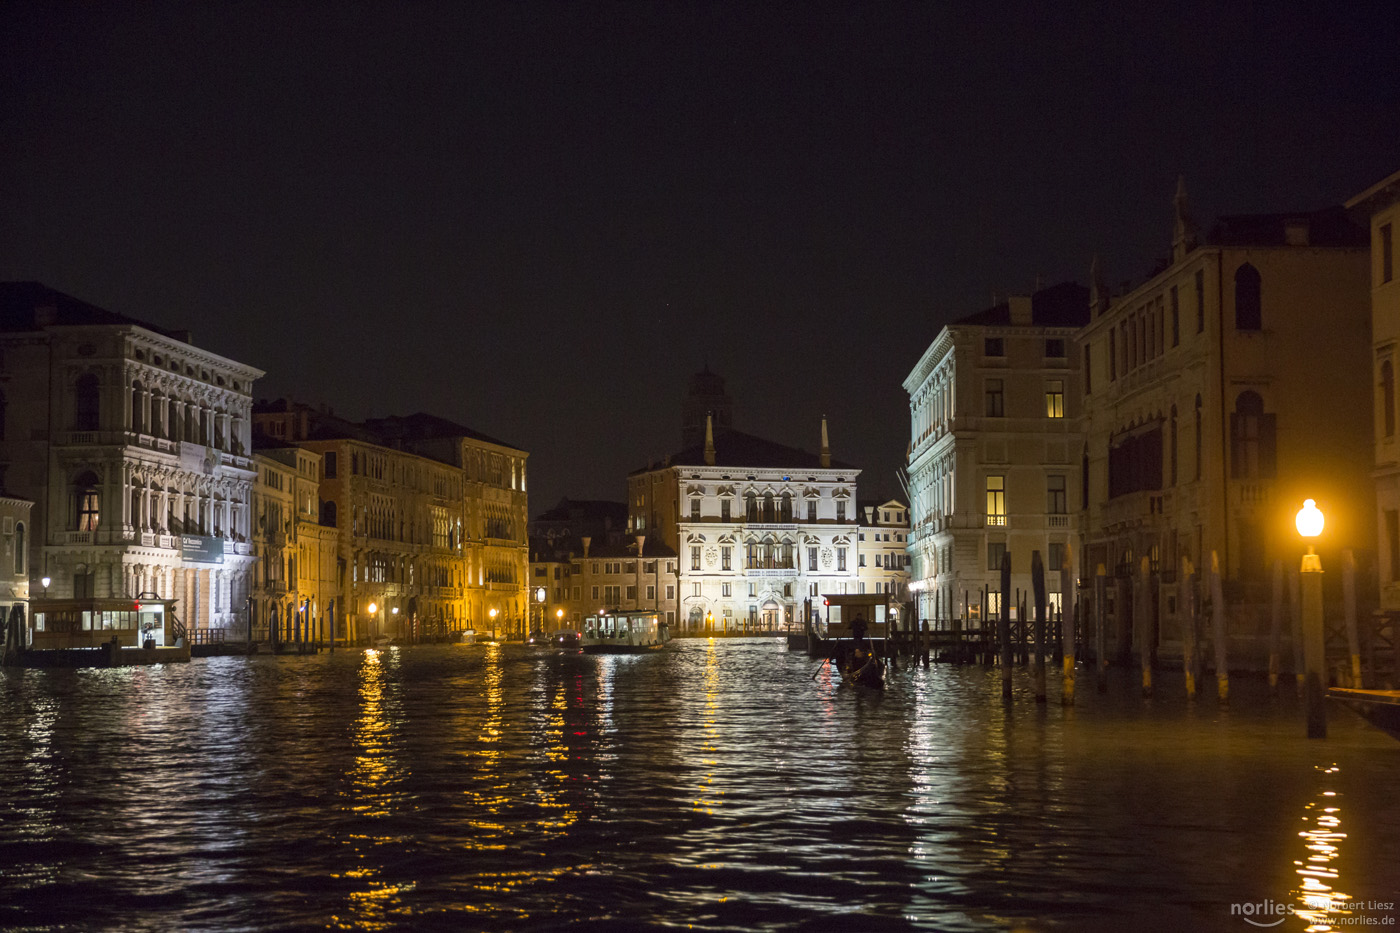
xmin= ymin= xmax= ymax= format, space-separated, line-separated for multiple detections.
xmin=634 ymin=428 xmax=857 ymax=474
xmin=0 ymin=281 xmax=186 ymax=341
xmin=953 ymin=281 xmax=1090 ymax=329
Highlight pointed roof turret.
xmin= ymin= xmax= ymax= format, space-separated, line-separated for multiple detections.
xmin=704 ymin=413 xmax=716 ymax=466
xmin=1089 ymin=254 xmax=1109 ymax=317
xmin=1173 ymin=175 xmax=1198 ymax=261
xmin=820 ymin=416 xmax=831 ymax=468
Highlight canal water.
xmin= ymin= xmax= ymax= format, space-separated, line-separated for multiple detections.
xmin=2 ymin=639 xmax=1398 ymax=932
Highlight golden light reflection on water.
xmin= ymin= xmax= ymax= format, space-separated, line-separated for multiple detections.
xmin=1292 ymin=764 xmax=1351 ymax=932
xmin=693 ymin=638 xmax=721 ymax=816
xmin=335 ymin=647 xmax=408 ymax=932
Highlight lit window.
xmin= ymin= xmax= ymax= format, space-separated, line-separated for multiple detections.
xmin=1045 ymin=380 xmax=1064 ymax=418
xmin=986 ymin=475 xmax=1006 ymax=526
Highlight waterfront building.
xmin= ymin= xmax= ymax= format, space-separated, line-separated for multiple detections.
xmin=903 ymin=283 xmax=1089 ymax=625
xmin=856 ymin=498 xmax=912 ymax=605
xmin=628 ymin=413 xmax=860 ymax=634
xmin=563 ymin=536 xmax=679 ymax=628
xmin=1 ymin=494 xmax=34 ymax=650
xmin=0 ymin=283 xmax=261 ymax=638
xmin=1078 ymin=184 xmax=1372 ymax=657
xmin=1347 ymin=168 xmax=1400 ymax=610
xmin=253 ymin=401 xmax=529 ymax=641
xmin=251 ymin=445 xmax=337 ymax=643
xmin=528 ymin=498 xmax=636 ymax=629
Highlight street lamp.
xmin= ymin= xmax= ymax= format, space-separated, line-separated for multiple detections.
xmin=367 ymin=601 xmax=378 ymax=644
xmin=556 ymin=607 xmax=564 ymax=630
xmin=535 ymin=586 xmax=546 ymax=632
xmin=41 ymin=575 xmax=51 ymax=597
xmin=1296 ymin=499 xmax=1326 ymax=738
xmin=489 ymin=607 xmax=498 ymax=640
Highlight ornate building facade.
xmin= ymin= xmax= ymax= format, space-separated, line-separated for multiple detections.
xmin=253 ymin=402 xmax=528 ymax=642
xmin=1348 ymin=168 xmax=1400 ymax=610
xmin=903 ymin=283 xmax=1089 ymax=624
xmin=0 ymin=283 xmax=261 ymax=634
xmin=1078 ymin=187 xmax=1372 ymax=657
xmin=628 ymin=416 xmax=860 ymax=633
xmin=856 ymin=498 xmax=911 ymax=604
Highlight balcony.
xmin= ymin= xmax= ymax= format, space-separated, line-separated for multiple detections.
xmin=1048 ymin=514 xmax=1070 ymax=529
xmin=986 ymin=514 xmax=1006 ymax=527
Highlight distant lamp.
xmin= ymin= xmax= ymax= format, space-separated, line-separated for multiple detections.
xmin=556 ymin=608 xmax=564 ymax=621
xmin=1296 ymin=499 xmax=1324 ymax=539
xmin=41 ymin=575 xmax=51 ymax=596
xmin=535 ymin=587 xmax=546 ymax=603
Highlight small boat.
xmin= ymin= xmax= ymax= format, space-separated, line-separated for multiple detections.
xmin=834 ymin=641 xmax=885 ymax=689
xmin=581 ymin=611 xmax=670 ymax=654
xmin=529 ymin=629 xmax=582 ymax=651
xmin=1330 ymin=687 xmax=1400 ymax=740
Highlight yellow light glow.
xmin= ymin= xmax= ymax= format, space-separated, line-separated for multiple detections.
xmin=1296 ymin=499 xmax=1324 ymax=538
xmin=367 ymin=601 xmax=377 ymax=614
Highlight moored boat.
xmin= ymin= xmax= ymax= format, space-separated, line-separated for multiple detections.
xmin=1330 ymin=687 xmax=1400 ymax=740
xmin=581 ymin=611 xmax=669 ymax=654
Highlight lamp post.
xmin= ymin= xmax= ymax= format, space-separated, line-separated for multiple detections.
xmin=1296 ymin=499 xmax=1326 ymax=739
xmin=489 ymin=607 xmax=498 ymax=641
xmin=41 ymin=575 xmax=51 ymax=598
xmin=392 ymin=606 xmax=400 ymax=641
xmin=367 ymin=601 xmax=378 ymax=645
xmin=556 ymin=607 xmax=564 ymax=632
xmin=535 ymin=586 xmax=546 ymax=633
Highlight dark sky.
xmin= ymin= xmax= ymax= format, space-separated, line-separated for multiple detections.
xmin=3 ymin=3 xmax=1396 ymax=513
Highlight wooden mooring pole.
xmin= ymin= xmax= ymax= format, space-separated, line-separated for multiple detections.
xmin=1094 ymin=564 xmax=1108 ymax=693
xmin=1268 ymin=560 xmax=1283 ymax=691
xmin=1137 ymin=557 xmax=1153 ymax=697
xmin=1344 ymin=549 xmax=1362 ymax=688
xmin=1061 ymin=541 xmax=1076 ymax=706
xmin=1211 ymin=550 xmax=1228 ymax=705
xmin=1000 ymin=552 xmax=1013 ymax=699
xmin=1032 ymin=550 xmax=1047 ymax=704
xmin=1289 ymin=568 xmax=1304 ymax=696
xmin=1181 ymin=555 xmax=1197 ymax=700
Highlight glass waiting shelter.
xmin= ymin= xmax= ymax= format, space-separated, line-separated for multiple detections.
xmin=820 ymin=594 xmax=892 ymax=640
xmin=30 ymin=598 xmax=177 ymax=650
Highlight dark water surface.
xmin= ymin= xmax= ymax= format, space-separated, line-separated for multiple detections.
xmin=3 ymin=639 xmax=1399 ymax=932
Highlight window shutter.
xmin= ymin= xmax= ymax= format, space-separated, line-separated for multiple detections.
xmin=1259 ymin=414 xmax=1278 ymax=478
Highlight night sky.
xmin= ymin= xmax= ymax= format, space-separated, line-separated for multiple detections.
xmin=3 ymin=3 xmax=1396 ymax=512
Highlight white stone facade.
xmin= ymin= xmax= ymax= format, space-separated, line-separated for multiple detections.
xmin=904 ymin=285 xmax=1087 ymax=625
xmin=0 ymin=284 xmax=262 ymax=634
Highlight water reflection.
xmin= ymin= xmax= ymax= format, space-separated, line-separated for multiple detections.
xmin=336 ymin=647 xmax=408 ymax=932
xmin=1292 ymin=764 xmax=1351 ymax=932
xmin=4 ymin=643 xmax=1400 ymax=932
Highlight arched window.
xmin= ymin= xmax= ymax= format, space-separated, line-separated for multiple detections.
xmin=1383 ymin=360 xmax=1396 ymax=438
xmin=1230 ymin=390 xmax=1277 ymax=478
xmin=780 ymin=492 xmax=793 ymax=522
xmin=1194 ymin=395 xmax=1203 ymax=481
xmin=73 ymin=471 xmax=101 ymax=531
xmin=745 ymin=493 xmax=758 ymax=522
xmin=1235 ymin=263 xmax=1262 ymax=331
xmin=75 ymin=374 xmax=100 ymax=431
xmin=13 ymin=522 xmax=24 ymax=574
xmin=762 ymin=493 xmax=775 ymax=523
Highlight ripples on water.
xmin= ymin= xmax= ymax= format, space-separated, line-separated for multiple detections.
xmin=2 ymin=639 xmax=1399 ymax=932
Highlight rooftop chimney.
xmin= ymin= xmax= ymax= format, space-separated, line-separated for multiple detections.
xmin=581 ymin=536 xmax=592 ymax=558
xmin=1008 ymin=295 xmax=1032 ymax=325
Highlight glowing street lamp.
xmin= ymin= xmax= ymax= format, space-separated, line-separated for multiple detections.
xmin=489 ymin=607 xmax=498 ymax=640
xmin=41 ymin=575 xmax=51 ymax=597
xmin=1296 ymin=499 xmax=1326 ymax=738
xmin=367 ymin=601 xmax=378 ymax=643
